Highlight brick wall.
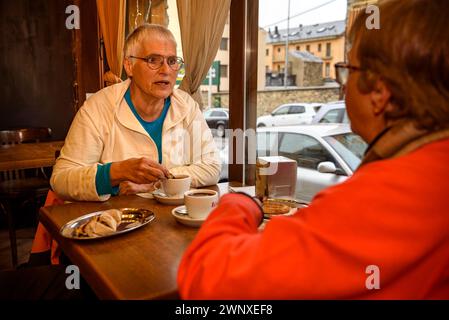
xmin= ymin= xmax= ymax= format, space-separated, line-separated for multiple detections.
xmin=202 ymin=85 xmax=341 ymax=117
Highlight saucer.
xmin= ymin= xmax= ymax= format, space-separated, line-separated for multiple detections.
xmin=171 ymin=206 xmax=206 ymax=228
xmin=136 ymin=192 xmax=154 ymax=199
xmin=153 ymin=190 xmax=184 ymax=205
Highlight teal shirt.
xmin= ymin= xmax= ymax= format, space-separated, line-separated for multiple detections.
xmin=95 ymin=89 xmax=170 ymax=196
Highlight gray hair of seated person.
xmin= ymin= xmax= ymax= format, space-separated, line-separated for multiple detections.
xmin=123 ymin=23 xmax=177 ymax=62
xmin=349 ymin=0 xmax=449 ymax=131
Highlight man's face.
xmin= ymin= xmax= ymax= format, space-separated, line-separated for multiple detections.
xmin=344 ymin=41 xmax=372 ymax=142
xmin=126 ymin=36 xmax=178 ymax=101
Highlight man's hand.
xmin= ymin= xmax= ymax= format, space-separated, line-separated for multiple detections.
xmin=118 ymin=181 xmax=160 ymax=195
xmin=110 ymin=157 xmax=170 ymax=186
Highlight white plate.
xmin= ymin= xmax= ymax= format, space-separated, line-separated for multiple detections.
xmin=136 ymin=192 xmax=154 ymax=199
xmin=153 ymin=190 xmax=185 ymax=205
xmin=171 ymin=205 xmax=206 ymax=228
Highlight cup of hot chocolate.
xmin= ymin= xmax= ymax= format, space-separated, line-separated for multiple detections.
xmin=161 ymin=174 xmax=191 ymax=197
xmin=184 ymin=189 xmax=218 ymax=220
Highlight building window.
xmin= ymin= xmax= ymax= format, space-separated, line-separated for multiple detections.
xmin=326 ymin=43 xmax=331 ymax=57
xmin=220 ymin=65 xmax=228 ymax=78
xmin=318 ymin=43 xmax=322 ymax=52
xmin=220 ymin=38 xmax=228 ymax=51
xmin=266 ymin=48 xmax=269 ymax=56
xmin=277 ymin=47 xmax=281 ymax=53
xmin=265 ymin=65 xmax=269 ymax=72
xmin=306 ymin=44 xmax=310 ymax=52
xmin=296 ymin=45 xmax=300 ymax=51
xmin=277 ymin=65 xmax=281 ymax=72
xmin=325 ymin=63 xmax=330 ymax=77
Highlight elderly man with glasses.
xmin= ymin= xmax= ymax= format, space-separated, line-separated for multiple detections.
xmin=178 ymin=0 xmax=449 ymax=299
xmin=51 ymin=24 xmax=221 ymax=201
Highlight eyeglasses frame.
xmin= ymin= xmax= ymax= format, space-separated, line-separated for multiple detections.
xmin=128 ymin=54 xmax=184 ymax=71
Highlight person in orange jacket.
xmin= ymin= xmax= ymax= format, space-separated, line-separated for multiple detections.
xmin=177 ymin=0 xmax=449 ymax=299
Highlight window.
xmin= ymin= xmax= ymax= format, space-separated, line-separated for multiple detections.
xmin=319 ymin=109 xmax=343 ymax=123
xmin=211 ymin=111 xmax=227 ymax=117
xmin=323 ymin=133 xmax=367 ymax=172
xmin=326 ymin=43 xmax=331 ymax=57
xmin=306 ymin=45 xmax=310 ymax=52
xmin=279 ymin=133 xmax=338 ymax=170
xmin=266 ymin=48 xmax=269 ymax=56
xmin=265 ymin=65 xmax=269 ymax=72
xmin=296 ymin=45 xmax=300 ymax=51
xmin=220 ymin=38 xmax=228 ymax=51
xmin=325 ymin=63 xmax=330 ymax=77
xmin=220 ymin=65 xmax=228 ymax=78
xmin=277 ymin=48 xmax=281 ymax=53
xmin=273 ymin=106 xmax=289 ymax=116
xmin=289 ymin=105 xmax=305 ymax=114
xmin=318 ymin=43 xmax=322 ymax=52
xmin=257 ymin=132 xmax=280 ymax=156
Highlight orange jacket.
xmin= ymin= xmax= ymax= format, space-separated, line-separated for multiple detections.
xmin=178 ymin=138 xmax=449 ymax=299
xmin=31 ymin=190 xmax=64 ymax=264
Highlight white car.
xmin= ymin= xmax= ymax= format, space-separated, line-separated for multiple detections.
xmin=257 ymin=103 xmax=321 ymax=127
xmin=220 ymin=124 xmax=367 ymax=201
xmin=312 ymin=101 xmax=349 ymax=124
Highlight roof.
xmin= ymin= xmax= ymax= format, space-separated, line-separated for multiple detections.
xmin=289 ymin=51 xmax=323 ymax=63
xmin=257 ymin=123 xmax=352 ymax=137
xmin=266 ymin=20 xmax=346 ymax=44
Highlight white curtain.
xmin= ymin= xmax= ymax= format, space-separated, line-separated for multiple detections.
xmin=177 ymin=0 xmax=231 ymax=108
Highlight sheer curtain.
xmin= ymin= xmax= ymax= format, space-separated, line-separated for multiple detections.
xmin=97 ymin=0 xmax=127 ymax=86
xmin=177 ymin=0 xmax=231 ymax=108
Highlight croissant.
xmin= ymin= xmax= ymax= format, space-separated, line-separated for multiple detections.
xmin=75 ymin=209 xmax=122 ymax=237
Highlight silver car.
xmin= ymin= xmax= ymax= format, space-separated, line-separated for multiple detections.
xmin=312 ymin=101 xmax=349 ymax=124
xmin=220 ymin=124 xmax=367 ymax=201
xmin=257 ymin=103 xmax=322 ymax=127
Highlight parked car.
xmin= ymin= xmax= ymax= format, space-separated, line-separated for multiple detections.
xmin=257 ymin=103 xmax=322 ymax=127
xmin=312 ymin=101 xmax=349 ymax=124
xmin=220 ymin=124 xmax=367 ymax=201
xmin=203 ymin=108 xmax=229 ymax=137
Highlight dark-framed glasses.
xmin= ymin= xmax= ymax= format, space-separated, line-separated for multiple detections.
xmin=334 ymin=62 xmax=364 ymax=86
xmin=129 ymin=54 xmax=184 ymax=71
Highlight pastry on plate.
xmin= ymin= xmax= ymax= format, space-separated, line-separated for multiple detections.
xmin=75 ymin=209 xmax=122 ymax=237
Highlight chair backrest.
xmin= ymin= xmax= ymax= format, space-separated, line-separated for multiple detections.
xmin=0 ymin=127 xmax=53 ymax=181
xmin=0 ymin=130 xmax=22 ymax=146
xmin=18 ymin=127 xmax=52 ymax=143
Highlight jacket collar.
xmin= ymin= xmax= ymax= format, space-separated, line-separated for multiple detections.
xmin=114 ymin=79 xmax=190 ymax=135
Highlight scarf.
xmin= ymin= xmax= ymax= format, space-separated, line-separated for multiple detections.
xmin=359 ymin=120 xmax=449 ymax=168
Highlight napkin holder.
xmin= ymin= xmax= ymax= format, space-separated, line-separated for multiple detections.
xmin=256 ymin=156 xmax=297 ymax=201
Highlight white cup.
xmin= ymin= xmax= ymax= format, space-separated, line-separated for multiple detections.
xmin=184 ymin=189 xmax=219 ymax=220
xmin=161 ymin=174 xmax=191 ymax=197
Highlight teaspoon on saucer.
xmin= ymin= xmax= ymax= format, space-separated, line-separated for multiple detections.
xmin=175 ymin=207 xmax=188 ymax=215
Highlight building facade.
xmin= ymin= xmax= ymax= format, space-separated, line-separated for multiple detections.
xmin=265 ymin=20 xmax=346 ymax=81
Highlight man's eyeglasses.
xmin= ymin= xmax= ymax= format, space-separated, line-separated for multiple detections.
xmin=334 ymin=62 xmax=364 ymax=86
xmin=129 ymin=54 xmax=184 ymax=71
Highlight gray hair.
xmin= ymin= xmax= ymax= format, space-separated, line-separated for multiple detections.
xmin=123 ymin=23 xmax=177 ymax=59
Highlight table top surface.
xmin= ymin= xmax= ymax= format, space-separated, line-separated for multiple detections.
xmin=39 ymin=183 xmax=232 ymax=300
xmin=0 ymin=140 xmax=64 ymax=171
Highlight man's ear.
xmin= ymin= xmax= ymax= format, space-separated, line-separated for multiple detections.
xmin=370 ymin=78 xmax=391 ymax=116
xmin=123 ymin=58 xmax=133 ymax=78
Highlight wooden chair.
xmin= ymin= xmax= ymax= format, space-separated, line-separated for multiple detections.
xmin=0 ymin=128 xmax=52 ymax=268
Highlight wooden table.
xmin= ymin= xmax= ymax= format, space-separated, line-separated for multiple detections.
xmin=0 ymin=141 xmax=64 ymax=171
xmin=39 ymin=183 xmax=232 ymax=300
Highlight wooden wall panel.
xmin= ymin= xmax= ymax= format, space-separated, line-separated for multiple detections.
xmin=0 ymin=0 xmax=75 ymax=140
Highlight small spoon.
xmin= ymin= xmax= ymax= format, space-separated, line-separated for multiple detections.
xmin=175 ymin=207 xmax=188 ymax=215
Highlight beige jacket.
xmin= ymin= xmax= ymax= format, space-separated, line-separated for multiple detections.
xmin=51 ymin=80 xmax=221 ymax=201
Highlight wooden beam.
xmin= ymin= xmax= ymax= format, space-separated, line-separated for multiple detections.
xmin=229 ymin=0 xmax=258 ymax=185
